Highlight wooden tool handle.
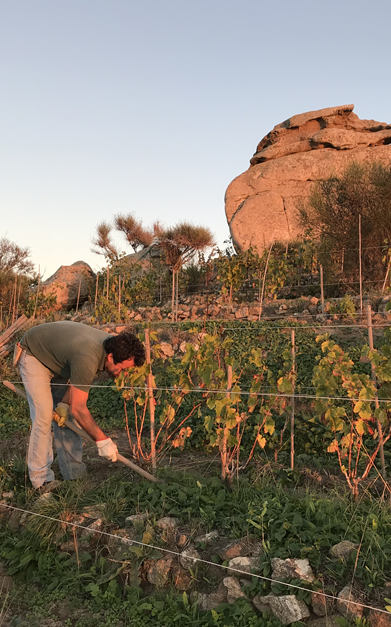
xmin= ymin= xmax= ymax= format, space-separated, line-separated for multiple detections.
xmin=3 ymin=379 xmax=27 ymax=399
xmin=3 ymin=380 xmax=162 ymax=484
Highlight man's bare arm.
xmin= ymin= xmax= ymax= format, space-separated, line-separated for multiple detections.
xmin=68 ymin=385 xmax=107 ymax=442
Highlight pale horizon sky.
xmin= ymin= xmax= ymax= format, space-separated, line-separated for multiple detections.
xmin=1 ymin=0 xmax=390 ymax=278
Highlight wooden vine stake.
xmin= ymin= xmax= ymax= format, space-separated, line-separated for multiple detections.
xmin=176 ymin=270 xmax=179 ymax=322
xmin=144 ymin=327 xmax=156 ymax=472
xmin=221 ymin=365 xmax=233 ymax=480
xmin=367 ymin=304 xmax=386 ymax=478
xmin=94 ymin=273 xmax=99 ymax=308
xmin=359 ymin=214 xmax=363 ymax=315
xmin=106 ymin=266 xmax=110 ymax=300
xmin=118 ymin=276 xmax=121 ymax=316
xmin=290 ymin=329 xmax=295 ymax=470
xmin=171 ymin=271 xmax=174 ymax=320
xmin=33 ymin=266 xmax=41 ymax=319
xmin=11 ymin=275 xmax=17 ymax=324
xmin=258 ymin=242 xmax=273 ymax=320
xmin=320 ymin=265 xmax=325 ymax=317
xmin=16 ymin=281 xmax=21 ymax=319
xmin=75 ymin=279 xmax=81 ymax=313
xmin=382 ymin=247 xmax=391 ymax=293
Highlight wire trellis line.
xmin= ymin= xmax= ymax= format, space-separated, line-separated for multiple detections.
xmin=6 ymin=380 xmax=391 ymax=405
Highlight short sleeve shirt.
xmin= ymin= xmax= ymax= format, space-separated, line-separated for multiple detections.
xmin=21 ymin=321 xmax=110 ymax=391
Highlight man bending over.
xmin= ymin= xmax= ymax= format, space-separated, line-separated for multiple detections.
xmin=17 ymin=321 xmax=145 ymax=490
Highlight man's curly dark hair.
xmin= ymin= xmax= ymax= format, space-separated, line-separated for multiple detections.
xmin=103 ymin=332 xmax=145 ymax=366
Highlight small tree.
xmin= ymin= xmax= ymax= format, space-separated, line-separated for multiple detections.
xmin=312 ymin=334 xmax=391 ymax=497
xmin=0 ymin=238 xmax=35 ymax=326
xmin=156 ymin=222 xmax=215 ymax=319
xmin=298 ymin=161 xmax=391 ymax=294
xmin=0 ymin=237 xmax=33 ymax=275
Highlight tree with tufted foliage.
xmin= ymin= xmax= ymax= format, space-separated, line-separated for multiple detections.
xmin=91 ymin=221 xmax=120 ymax=262
xmin=155 ymin=222 xmax=215 ymax=319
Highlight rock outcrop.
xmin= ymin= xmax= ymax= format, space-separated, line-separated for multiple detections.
xmin=225 ymin=104 xmax=391 ymax=252
xmin=41 ymin=261 xmax=95 ymax=310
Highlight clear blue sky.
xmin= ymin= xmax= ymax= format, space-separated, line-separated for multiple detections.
xmin=1 ymin=0 xmax=390 ymax=278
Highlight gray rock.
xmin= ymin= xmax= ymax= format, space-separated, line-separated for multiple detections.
xmin=156 ymin=517 xmax=179 ymax=533
xmin=107 ymin=528 xmax=136 ymax=549
xmin=215 ymin=538 xmax=249 ymax=561
xmin=223 ymin=577 xmax=247 ymax=604
xmin=60 ymin=540 xmax=78 ymax=553
xmin=337 ymin=585 xmax=363 ymax=619
xmin=196 ymin=588 xmax=226 ymax=612
xmin=253 ymin=594 xmax=310 ymax=625
xmin=329 ymin=541 xmax=358 ymax=560
xmin=41 ymin=261 xmax=94 ymax=310
xmin=271 ymin=557 xmax=315 ymax=582
xmin=228 ymin=556 xmax=259 ymax=575
xmin=82 ymin=503 xmax=106 ymax=518
xmin=86 ymin=518 xmax=103 ymax=533
xmin=250 ymin=542 xmax=264 ymax=557
xmin=311 ymin=591 xmax=334 ymax=616
xmin=147 ymin=556 xmax=173 ymax=587
xmin=195 ymin=530 xmax=219 ymax=544
xmin=173 ymin=566 xmax=192 ymax=591
xmin=235 ymin=307 xmax=249 ymax=319
xmin=180 ymin=547 xmax=200 ymax=570
xmin=252 ymin=595 xmax=270 ymax=613
xmin=125 ymin=513 xmax=148 ymax=527
xmin=160 ymin=342 xmax=174 ymax=357
xmin=271 ymin=557 xmax=314 ymax=583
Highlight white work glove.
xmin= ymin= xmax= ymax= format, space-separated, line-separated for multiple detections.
xmin=96 ymin=438 xmax=118 ymax=462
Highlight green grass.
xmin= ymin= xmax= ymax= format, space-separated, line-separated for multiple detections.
xmin=2 ymin=462 xmax=391 ymax=591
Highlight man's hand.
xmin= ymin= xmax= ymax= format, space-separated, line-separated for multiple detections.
xmin=96 ymin=438 xmax=118 ymax=462
xmin=68 ymin=385 xmax=107 ymax=442
xmin=53 ymin=402 xmax=69 ymax=427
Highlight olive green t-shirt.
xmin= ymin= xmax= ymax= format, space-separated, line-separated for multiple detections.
xmin=21 ymin=321 xmax=110 ymax=391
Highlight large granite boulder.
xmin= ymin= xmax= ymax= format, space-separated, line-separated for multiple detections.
xmin=225 ymin=104 xmax=391 ymax=252
xmin=41 ymin=261 xmax=95 ymax=310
